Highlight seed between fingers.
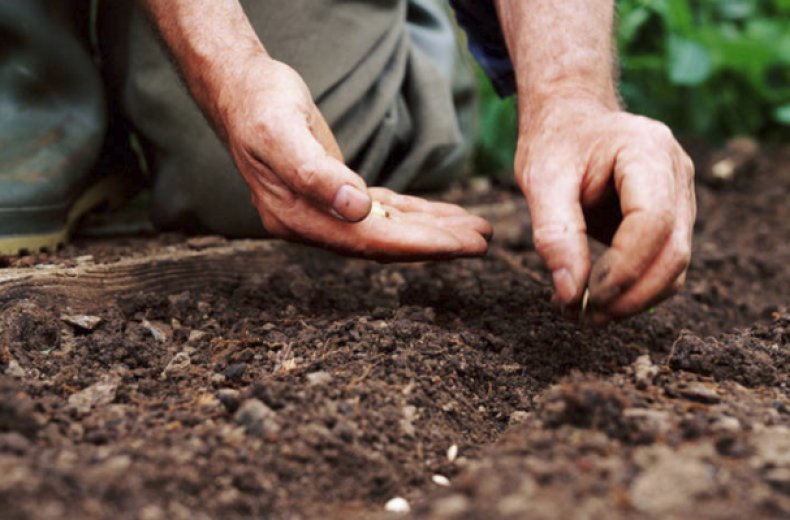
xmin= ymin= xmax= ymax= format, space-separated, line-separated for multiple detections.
xmin=370 ymin=201 xmax=390 ymax=218
xmin=579 ymin=287 xmax=590 ymax=326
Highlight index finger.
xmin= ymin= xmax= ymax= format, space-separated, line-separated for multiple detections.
xmin=588 ymin=146 xmax=676 ymax=307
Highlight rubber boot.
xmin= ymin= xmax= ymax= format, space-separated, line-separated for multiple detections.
xmin=0 ymin=2 xmax=122 ymax=255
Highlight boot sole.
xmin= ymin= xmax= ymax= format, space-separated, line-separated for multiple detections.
xmin=0 ymin=172 xmax=136 ymax=256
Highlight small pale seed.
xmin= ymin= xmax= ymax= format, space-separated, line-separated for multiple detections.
xmin=579 ymin=287 xmax=590 ymax=325
xmin=432 ymin=474 xmax=451 ymax=487
xmin=447 ymin=444 xmax=458 ymax=463
xmin=370 ymin=201 xmax=390 ymax=218
xmin=384 ymin=497 xmax=411 ymax=514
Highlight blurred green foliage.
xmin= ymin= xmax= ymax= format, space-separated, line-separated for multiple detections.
xmin=474 ymin=0 xmax=790 ymax=175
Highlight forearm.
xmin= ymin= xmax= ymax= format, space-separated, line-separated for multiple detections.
xmin=493 ymin=0 xmax=620 ymax=119
xmin=139 ymin=0 xmax=270 ymax=135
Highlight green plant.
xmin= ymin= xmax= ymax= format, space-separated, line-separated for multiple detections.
xmin=618 ymin=0 xmax=790 ymax=140
xmin=474 ymin=0 xmax=790 ymax=175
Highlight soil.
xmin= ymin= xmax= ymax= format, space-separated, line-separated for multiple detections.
xmin=0 ymin=145 xmax=789 ymax=519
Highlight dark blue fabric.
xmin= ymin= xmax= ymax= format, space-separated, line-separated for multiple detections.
xmin=449 ymin=0 xmax=515 ymax=97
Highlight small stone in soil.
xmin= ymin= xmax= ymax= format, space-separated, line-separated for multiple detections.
xmin=224 ymin=363 xmax=247 ymax=381
xmin=632 ymin=355 xmax=659 ymax=389
xmin=161 ymin=351 xmax=191 ymax=379
xmin=4 ymin=359 xmax=26 ymax=379
xmin=679 ymin=383 xmax=721 ymax=404
xmin=508 ymin=410 xmax=531 ymax=427
xmin=188 ymin=329 xmax=208 ymax=342
xmin=60 ymin=314 xmax=102 ymax=332
xmin=141 ymin=319 xmax=171 ymax=342
xmin=234 ymin=399 xmax=280 ymax=438
xmin=217 ymin=388 xmax=241 ymax=413
xmin=67 ymin=377 xmax=119 ymax=415
xmin=306 ymin=371 xmax=332 ymax=386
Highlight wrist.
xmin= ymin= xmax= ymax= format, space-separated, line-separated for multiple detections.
xmin=206 ymin=47 xmax=275 ymax=136
xmin=518 ymin=87 xmax=621 ymax=138
xmin=518 ymin=83 xmax=620 ymax=123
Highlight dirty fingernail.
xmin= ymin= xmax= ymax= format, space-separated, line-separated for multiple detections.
xmin=589 ymin=283 xmax=623 ymax=307
xmin=332 ymin=185 xmax=371 ymax=222
xmin=552 ymin=268 xmax=577 ymax=304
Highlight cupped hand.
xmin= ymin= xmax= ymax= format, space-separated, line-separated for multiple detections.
xmin=215 ymin=56 xmax=492 ymax=261
xmin=516 ymin=99 xmax=696 ymax=326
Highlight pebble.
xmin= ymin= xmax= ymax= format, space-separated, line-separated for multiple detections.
xmin=234 ymin=399 xmax=280 ymax=438
xmin=188 ymin=330 xmax=208 ymax=342
xmin=432 ymin=474 xmax=451 ymax=487
xmin=679 ymin=383 xmax=721 ymax=404
xmin=217 ymin=389 xmax=241 ymax=413
xmin=713 ymin=415 xmax=741 ymax=433
xmin=306 ymin=371 xmax=332 ymax=386
xmin=623 ymin=408 xmax=672 ymax=435
xmin=68 ymin=377 xmax=119 ymax=414
xmin=400 ymin=405 xmax=417 ymax=437
xmin=60 ymin=314 xmax=102 ymax=332
xmin=632 ymin=355 xmax=659 ymax=389
xmin=142 ymin=319 xmax=171 ymax=342
xmin=161 ymin=351 xmax=191 ymax=379
xmin=508 ymin=410 xmax=531 ymax=427
xmin=4 ymin=359 xmax=26 ymax=379
xmin=224 ymin=363 xmax=247 ymax=381
xmin=384 ymin=497 xmax=410 ymax=514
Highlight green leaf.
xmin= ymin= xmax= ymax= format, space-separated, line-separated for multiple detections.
xmin=664 ymin=0 xmax=694 ymax=35
xmin=775 ymin=104 xmax=790 ymax=124
xmin=619 ymin=6 xmax=653 ymax=45
xmin=667 ymin=35 xmax=714 ymax=85
xmin=717 ymin=0 xmax=756 ymax=19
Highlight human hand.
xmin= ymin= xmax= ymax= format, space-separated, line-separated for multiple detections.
xmin=516 ymin=99 xmax=696 ymax=325
xmin=215 ymin=56 xmax=492 ymax=261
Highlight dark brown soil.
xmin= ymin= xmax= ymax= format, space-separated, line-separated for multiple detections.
xmin=1 ymin=146 xmax=789 ymax=519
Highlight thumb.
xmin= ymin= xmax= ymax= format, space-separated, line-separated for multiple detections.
xmin=270 ymin=113 xmax=371 ymax=222
xmin=523 ymin=166 xmax=590 ymax=304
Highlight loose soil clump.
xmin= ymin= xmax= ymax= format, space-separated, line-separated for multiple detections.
xmin=0 ymin=146 xmax=788 ymax=519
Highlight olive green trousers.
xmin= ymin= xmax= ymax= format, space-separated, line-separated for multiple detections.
xmin=5 ymin=0 xmax=476 ymax=237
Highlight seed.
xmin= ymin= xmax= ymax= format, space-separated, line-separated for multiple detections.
xmin=579 ymin=287 xmax=590 ymax=325
xmin=384 ymin=497 xmax=410 ymax=513
xmin=370 ymin=201 xmax=390 ymax=218
xmin=432 ymin=474 xmax=451 ymax=487
xmin=447 ymin=444 xmax=458 ymax=462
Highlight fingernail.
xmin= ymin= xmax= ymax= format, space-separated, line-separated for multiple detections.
xmin=589 ymin=284 xmax=623 ymax=307
xmin=552 ymin=268 xmax=578 ymax=304
xmin=332 ymin=185 xmax=371 ymax=222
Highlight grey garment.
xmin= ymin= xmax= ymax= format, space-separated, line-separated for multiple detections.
xmin=0 ymin=2 xmax=105 ymax=235
xmin=96 ymin=0 xmax=476 ymax=237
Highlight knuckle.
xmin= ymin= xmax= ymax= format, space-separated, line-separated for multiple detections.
xmin=651 ymin=121 xmax=675 ymax=144
xmin=294 ymin=161 xmax=321 ymax=193
xmin=645 ymin=207 xmax=674 ymax=234
xmin=531 ymin=222 xmax=583 ymax=255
